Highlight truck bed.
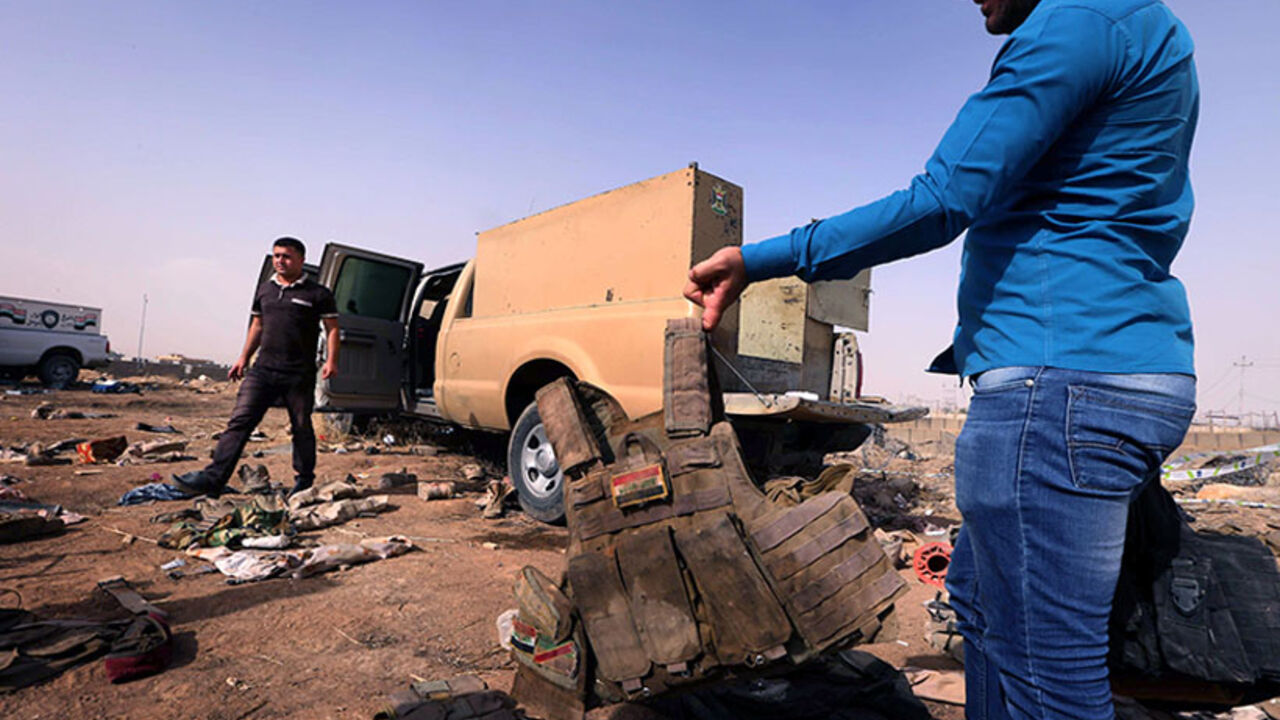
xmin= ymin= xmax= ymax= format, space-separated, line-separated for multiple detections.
xmin=723 ymin=392 xmax=928 ymax=424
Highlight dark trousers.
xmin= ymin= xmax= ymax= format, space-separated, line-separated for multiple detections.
xmin=204 ymin=366 xmax=317 ymax=490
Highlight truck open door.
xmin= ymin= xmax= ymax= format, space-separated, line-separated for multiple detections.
xmin=315 ymin=243 xmax=423 ymax=412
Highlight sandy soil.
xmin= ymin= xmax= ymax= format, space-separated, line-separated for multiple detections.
xmin=2 ymin=377 xmax=1273 ymax=719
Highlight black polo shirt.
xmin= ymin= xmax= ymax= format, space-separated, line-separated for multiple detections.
xmin=250 ymin=276 xmax=338 ymax=374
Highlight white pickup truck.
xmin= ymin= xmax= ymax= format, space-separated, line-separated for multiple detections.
xmin=0 ymin=295 xmax=111 ymax=388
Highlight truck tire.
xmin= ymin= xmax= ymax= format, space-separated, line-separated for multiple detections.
xmin=38 ymin=353 xmax=80 ymax=389
xmin=507 ymin=401 xmax=566 ymax=524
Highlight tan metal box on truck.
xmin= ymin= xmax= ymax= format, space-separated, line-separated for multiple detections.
xmin=475 ymin=166 xmax=741 ymax=321
xmin=737 ymin=271 xmax=871 ymax=397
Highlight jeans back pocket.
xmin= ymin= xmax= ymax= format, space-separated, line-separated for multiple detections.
xmin=1067 ymin=385 xmax=1196 ymax=494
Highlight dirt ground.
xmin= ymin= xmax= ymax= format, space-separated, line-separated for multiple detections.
xmin=1 ymin=376 xmax=1276 ymax=719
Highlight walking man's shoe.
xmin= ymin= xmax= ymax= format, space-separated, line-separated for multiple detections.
xmin=171 ymin=471 xmax=220 ymax=499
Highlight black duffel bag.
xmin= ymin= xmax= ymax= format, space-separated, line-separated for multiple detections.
xmin=1110 ymin=479 xmax=1280 ymax=706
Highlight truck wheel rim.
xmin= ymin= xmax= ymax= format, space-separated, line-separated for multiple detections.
xmin=521 ymin=424 xmax=562 ymax=499
xmin=49 ymin=359 xmax=76 ymax=384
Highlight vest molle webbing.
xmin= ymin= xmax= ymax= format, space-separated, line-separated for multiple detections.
xmin=510 ymin=318 xmax=906 ymax=717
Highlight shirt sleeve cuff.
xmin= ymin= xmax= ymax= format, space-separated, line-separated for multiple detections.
xmin=740 ymin=234 xmax=797 ymax=283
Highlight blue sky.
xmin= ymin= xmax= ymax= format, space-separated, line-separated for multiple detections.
xmin=1 ymin=1 xmax=1276 ymax=417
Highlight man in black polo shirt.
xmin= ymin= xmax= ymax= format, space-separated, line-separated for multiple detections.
xmin=174 ymin=237 xmax=340 ymax=497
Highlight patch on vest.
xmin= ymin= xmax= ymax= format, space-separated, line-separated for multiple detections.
xmin=610 ymin=463 xmax=670 ymax=509
xmin=533 ymin=638 xmax=578 ymax=676
xmin=511 ymin=618 xmax=538 ymax=654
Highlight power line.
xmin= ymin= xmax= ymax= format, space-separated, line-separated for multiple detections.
xmin=1198 ymin=365 xmax=1236 ymax=395
xmin=1234 ymin=355 xmax=1254 ymax=417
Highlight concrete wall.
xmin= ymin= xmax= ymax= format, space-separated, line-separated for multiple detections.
xmin=103 ymin=359 xmax=230 ymax=381
xmin=885 ymin=413 xmax=1280 ymax=457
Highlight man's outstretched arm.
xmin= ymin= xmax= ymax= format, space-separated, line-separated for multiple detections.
xmin=689 ymin=7 xmax=1126 ymax=331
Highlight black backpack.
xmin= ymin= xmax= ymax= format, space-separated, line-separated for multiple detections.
xmin=1110 ymin=480 xmax=1280 ymax=704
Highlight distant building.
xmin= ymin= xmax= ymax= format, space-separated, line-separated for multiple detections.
xmin=156 ymin=353 xmax=214 ymax=365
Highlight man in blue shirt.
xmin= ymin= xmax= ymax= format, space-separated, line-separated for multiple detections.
xmin=685 ymin=1 xmax=1198 ymax=718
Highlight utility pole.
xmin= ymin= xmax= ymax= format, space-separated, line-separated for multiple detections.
xmin=136 ymin=293 xmax=148 ymax=372
xmin=1234 ymin=355 xmax=1253 ymax=422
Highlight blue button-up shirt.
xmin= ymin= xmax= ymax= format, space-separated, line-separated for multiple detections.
xmin=742 ymin=0 xmax=1198 ymax=377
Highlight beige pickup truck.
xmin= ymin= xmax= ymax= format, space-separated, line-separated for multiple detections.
xmin=315 ymin=166 xmax=925 ymax=521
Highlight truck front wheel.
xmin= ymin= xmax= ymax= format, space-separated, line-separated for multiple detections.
xmin=507 ymin=401 xmax=566 ymax=524
xmin=38 ymin=353 xmax=80 ymax=389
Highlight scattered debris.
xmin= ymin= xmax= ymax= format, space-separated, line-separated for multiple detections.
xmin=1162 ymin=442 xmax=1280 ymax=484
xmin=479 ymin=478 xmax=515 ymax=519
xmin=763 ymin=463 xmax=858 ymax=506
xmin=76 ymin=436 xmax=129 ymax=464
xmin=188 ymin=535 xmax=414 ymax=583
xmin=924 ymin=594 xmax=965 ymax=665
xmin=0 ymin=449 xmax=26 ymax=464
xmin=91 ymin=379 xmax=142 ymax=394
xmin=98 ymin=525 xmax=159 ymax=545
xmin=48 ymin=437 xmax=86 ymax=453
xmin=226 ymin=676 xmax=251 ymax=691
xmin=20 ymin=442 xmax=72 ymax=467
xmin=292 ymin=495 xmax=391 ymax=531
xmin=135 ymin=422 xmax=182 ymax=434
xmin=240 ymin=535 xmax=290 ymax=549
xmin=1194 ymin=483 xmax=1280 ymax=504
xmin=294 ymin=535 xmax=413 ymax=578
xmin=903 ymin=667 xmax=965 ymax=706
xmin=377 ymin=468 xmax=418 ymax=493
xmin=123 ymin=435 xmax=186 ymax=456
xmin=158 ymin=495 xmax=291 ymax=550
xmin=118 ymin=482 xmax=196 ymax=506
xmin=0 ymin=511 xmax=65 ymax=543
xmin=30 ymin=402 xmax=115 ymax=420
xmin=288 ymin=479 xmax=362 ymax=509
xmin=166 ymin=564 xmax=217 ymax=581
xmin=120 ymin=438 xmax=189 ymax=461
xmin=418 ymin=481 xmax=455 ymax=501
xmin=237 ymin=464 xmax=272 ymax=494
xmin=96 ymin=576 xmax=168 ymax=619
xmin=0 ymin=592 xmax=134 ymax=692
xmin=103 ymin=612 xmax=174 ymax=684
xmin=372 ymin=675 xmax=516 ymax=720
xmin=640 ymin=650 xmax=932 ymax=720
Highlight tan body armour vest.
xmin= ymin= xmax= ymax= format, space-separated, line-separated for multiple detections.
xmin=508 ymin=318 xmax=906 ymax=717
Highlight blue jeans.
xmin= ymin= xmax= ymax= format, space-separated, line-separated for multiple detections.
xmin=946 ymin=367 xmax=1195 ymax=720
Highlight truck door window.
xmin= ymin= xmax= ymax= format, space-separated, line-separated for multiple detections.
xmin=332 ymin=257 xmax=413 ymax=321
